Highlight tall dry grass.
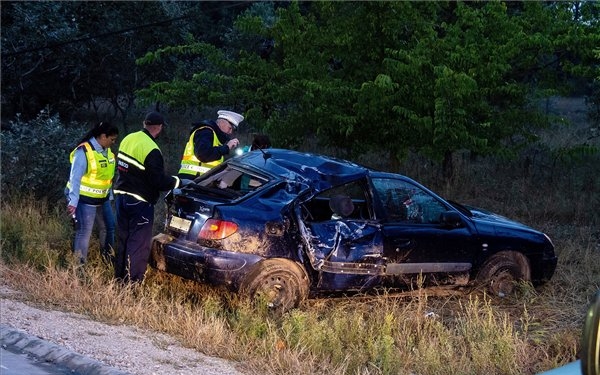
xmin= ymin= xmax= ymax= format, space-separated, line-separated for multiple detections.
xmin=1 ymin=172 xmax=598 ymax=375
xmin=2 ymin=103 xmax=599 ymax=373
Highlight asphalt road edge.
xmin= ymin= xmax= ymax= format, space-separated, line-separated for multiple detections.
xmin=1 ymin=324 xmax=131 ymax=375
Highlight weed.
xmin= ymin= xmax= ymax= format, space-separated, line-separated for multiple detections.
xmin=1 ymin=131 xmax=599 ymax=374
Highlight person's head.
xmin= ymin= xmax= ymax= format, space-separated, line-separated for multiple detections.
xmin=329 ymin=194 xmax=355 ymax=218
xmin=250 ymin=134 xmax=271 ymax=151
xmin=143 ymin=111 xmax=167 ymax=137
xmin=216 ymin=110 xmax=244 ymax=135
xmin=78 ymin=121 xmax=119 ymax=148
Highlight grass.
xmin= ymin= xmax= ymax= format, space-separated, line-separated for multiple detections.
xmin=1 ymin=156 xmax=599 ymax=375
xmin=1 ymin=97 xmax=599 ymax=374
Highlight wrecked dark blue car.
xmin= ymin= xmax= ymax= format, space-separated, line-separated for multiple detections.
xmin=151 ymin=149 xmax=557 ymax=309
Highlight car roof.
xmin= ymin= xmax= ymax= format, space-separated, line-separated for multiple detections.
xmin=232 ymin=148 xmax=370 ymax=191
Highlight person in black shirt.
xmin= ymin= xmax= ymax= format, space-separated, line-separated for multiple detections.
xmin=113 ymin=111 xmax=183 ymax=283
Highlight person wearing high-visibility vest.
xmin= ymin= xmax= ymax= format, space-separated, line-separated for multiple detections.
xmin=113 ymin=111 xmax=185 ymax=283
xmin=178 ymin=110 xmax=244 ymax=178
xmin=66 ymin=122 xmax=119 ymax=264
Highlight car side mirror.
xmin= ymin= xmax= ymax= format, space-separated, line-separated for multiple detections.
xmin=439 ymin=211 xmax=463 ymax=228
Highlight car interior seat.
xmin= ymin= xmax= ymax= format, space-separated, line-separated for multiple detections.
xmin=329 ymin=194 xmax=355 ymax=219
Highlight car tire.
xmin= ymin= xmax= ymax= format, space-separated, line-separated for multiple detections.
xmin=240 ymin=258 xmax=310 ymax=311
xmin=476 ymin=251 xmax=531 ymax=297
xmin=581 ymin=290 xmax=600 ymax=375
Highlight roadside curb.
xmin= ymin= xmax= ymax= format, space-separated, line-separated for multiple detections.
xmin=0 ymin=324 xmax=131 ymax=375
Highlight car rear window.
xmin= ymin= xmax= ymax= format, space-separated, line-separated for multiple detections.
xmin=196 ymin=165 xmax=270 ymax=198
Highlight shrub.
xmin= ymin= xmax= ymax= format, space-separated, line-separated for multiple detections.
xmin=1 ymin=109 xmax=83 ymax=201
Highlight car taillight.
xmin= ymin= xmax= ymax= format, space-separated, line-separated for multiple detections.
xmin=198 ymin=219 xmax=238 ymax=240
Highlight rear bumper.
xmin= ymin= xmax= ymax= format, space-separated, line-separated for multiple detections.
xmin=150 ymin=233 xmax=264 ymax=288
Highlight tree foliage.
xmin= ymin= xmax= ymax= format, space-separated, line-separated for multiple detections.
xmin=3 ymin=1 xmax=597 ymax=179
xmin=0 ymin=109 xmax=83 ymax=201
xmin=0 ymin=1 xmax=249 ymax=124
xmin=136 ymin=1 xmax=599 ymax=177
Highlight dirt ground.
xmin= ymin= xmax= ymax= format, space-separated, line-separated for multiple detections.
xmin=0 ymin=285 xmax=245 ymax=375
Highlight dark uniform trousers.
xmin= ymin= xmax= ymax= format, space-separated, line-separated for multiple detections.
xmin=115 ymin=194 xmax=154 ymax=282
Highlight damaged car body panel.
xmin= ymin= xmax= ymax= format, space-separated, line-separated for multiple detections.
xmin=150 ymin=149 xmax=558 ymax=309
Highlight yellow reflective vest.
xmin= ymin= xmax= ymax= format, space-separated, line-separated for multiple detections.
xmin=67 ymin=142 xmax=115 ymax=204
xmin=179 ymin=126 xmax=223 ymax=177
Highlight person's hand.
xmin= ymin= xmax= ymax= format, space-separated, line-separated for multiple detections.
xmin=67 ymin=205 xmax=76 ymax=216
xmin=227 ymin=138 xmax=240 ymax=150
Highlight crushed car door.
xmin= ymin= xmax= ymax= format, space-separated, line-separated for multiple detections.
xmin=297 ymin=180 xmax=385 ymax=290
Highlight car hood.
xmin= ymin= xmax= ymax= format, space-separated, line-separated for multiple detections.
xmin=464 ymin=205 xmax=540 ymax=233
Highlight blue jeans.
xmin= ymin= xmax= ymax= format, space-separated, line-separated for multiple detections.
xmin=95 ymin=200 xmax=116 ymax=263
xmin=73 ymin=203 xmax=98 ymax=263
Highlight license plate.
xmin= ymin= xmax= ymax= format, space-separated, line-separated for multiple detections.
xmin=169 ymin=216 xmax=191 ymax=233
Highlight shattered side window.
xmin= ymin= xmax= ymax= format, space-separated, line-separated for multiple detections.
xmin=372 ymin=178 xmax=445 ymax=224
xmin=301 ymin=179 xmax=373 ymax=222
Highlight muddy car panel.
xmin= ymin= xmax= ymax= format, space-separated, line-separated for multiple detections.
xmin=150 ymin=149 xmax=558 ymax=303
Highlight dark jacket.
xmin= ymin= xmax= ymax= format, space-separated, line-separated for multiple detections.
xmin=192 ymin=120 xmax=231 ymax=163
xmin=114 ymin=129 xmax=178 ymax=204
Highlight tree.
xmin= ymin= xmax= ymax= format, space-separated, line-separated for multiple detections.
xmin=1 ymin=2 xmax=81 ymax=119
xmin=136 ymin=1 xmax=599 ymax=177
xmin=359 ymin=1 xmax=599 ymax=177
xmin=1 ymin=1 xmax=249 ymax=125
xmin=0 ymin=109 xmax=82 ymax=201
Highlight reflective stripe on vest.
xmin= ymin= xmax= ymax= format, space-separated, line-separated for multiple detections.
xmin=178 ymin=126 xmax=223 ymax=176
xmin=112 ymin=190 xmax=148 ymax=203
xmin=117 ymin=131 xmax=159 ymax=171
xmin=114 ymin=130 xmax=161 ymax=203
xmin=66 ymin=142 xmax=115 ymax=199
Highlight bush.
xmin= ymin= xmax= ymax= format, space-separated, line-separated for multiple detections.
xmin=1 ymin=109 xmax=83 ymax=201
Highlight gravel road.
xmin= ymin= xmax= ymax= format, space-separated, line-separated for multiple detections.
xmin=0 ymin=286 xmax=245 ymax=375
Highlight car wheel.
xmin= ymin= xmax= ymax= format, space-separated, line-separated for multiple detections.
xmin=476 ymin=251 xmax=531 ymax=297
xmin=240 ymin=259 xmax=309 ymax=311
xmin=581 ymin=290 xmax=600 ymax=375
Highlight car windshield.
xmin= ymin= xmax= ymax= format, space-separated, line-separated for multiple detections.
xmin=447 ymin=200 xmax=473 ymax=217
